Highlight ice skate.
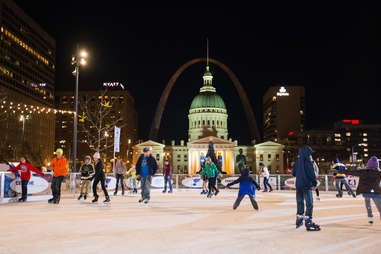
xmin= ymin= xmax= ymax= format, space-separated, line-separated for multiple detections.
xmin=113 ymin=191 xmax=117 ymax=196
xmin=368 ymin=217 xmax=374 ymax=224
xmin=138 ymin=199 xmax=144 ymax=203
xmin=92 ymin=196 xmax=98 ymax=203
xmin=162 ymin=190 xmax=166 ymax=193
xmin=104 ymin=196 xmax=110 ymax=203
xmin=214 ymin=189 xmax=219 ymax=196
xmin=305 ymin=218 xmax=321 ymax=231
xmin=48 ymin=198 xmax=54 ymax=203
xmin=122 ymin=191 xmax=125 ymax=196
xmin=336 ymin=194 xmax=342 ymax=198
xmin=143 ymin=199 xmax=149 ymax=204
xmin=84 ymin=194 xmax=87 ymax=200
xmin=53 ymin=196 xmax=60 ymax=204
xmin=296 ymin=215 xmax=304 ymax=229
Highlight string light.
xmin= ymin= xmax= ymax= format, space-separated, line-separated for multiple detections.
xmin=0 ymin=99 xmax=74 ymax=116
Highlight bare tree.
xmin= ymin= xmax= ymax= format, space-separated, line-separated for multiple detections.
xmin=79 ymin=89 xmax=125 ymax=152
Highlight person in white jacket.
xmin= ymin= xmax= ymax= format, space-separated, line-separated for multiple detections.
xmin=259 ymin=163 xmax=273 ymax=192
xmin=311 ymin=155 xmax=320 ymax=201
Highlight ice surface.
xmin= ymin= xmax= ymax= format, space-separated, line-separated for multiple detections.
xmin=1 ymin=190 xmax=380 ymax=254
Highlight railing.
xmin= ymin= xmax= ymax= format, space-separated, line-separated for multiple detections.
xmin=0 ymin=172 xmax=359 ymax=202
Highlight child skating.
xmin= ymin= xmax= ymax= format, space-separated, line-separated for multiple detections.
xmin=332 ymin=158 xmax=356 ymax=198
xmin=337 ymin=156 xmax=381 ymax=224
xmin=199 ymin=156 xmax=221 ymax=198
xmin=292 ymin=146 xmax=321 ymax=231
xmin=227 ymin=167 xmax=260 ymax=210
xmin=7 ymin=157 xmax=44 ymax=202
xmin=78 ymin=156 xmax=94 ymax=200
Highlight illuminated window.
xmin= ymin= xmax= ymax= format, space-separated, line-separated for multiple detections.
xmin=363 ymin=143 xmax=368 ymax=147
xmin=334 ymin=138 xmax=341 ymax=142
xmin=346 ymin=132 xmax=351 ymax=137
xmin=363 ymin=133 xmax=368 ymax=136
xmin=363 ymin=138 xmax=368 ymax=142
xmin=334 ymin=133 xmax=341 ymax=137
xmin=364 ymin=148 xmax=368 ymax=152
xmin=300 ymin=110 xmax=304 ymax=115
xmin=260 ymin=154 xmax=263 ymax=161
xmin=272 ymin=96 xmax=277 ymax=101
xmin=364 ymin=153 xmax=369 ymax=157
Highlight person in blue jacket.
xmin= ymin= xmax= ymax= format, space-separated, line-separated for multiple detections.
xmin=292 ymin=146 xmax=321 ymax=231
xmin=227 ymin=167 xmax=260 ymax=210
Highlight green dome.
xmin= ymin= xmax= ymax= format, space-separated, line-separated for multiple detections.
xmin=190 ymin=92 xmax=226 ymax=110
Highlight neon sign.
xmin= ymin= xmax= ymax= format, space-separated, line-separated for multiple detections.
xmin=103 ymin=82 xmax=125 ymax=90
xmin=343 ymin=120 xmax=359 ymax=125
xmin=276 ymin=86 xmax=289 ymax=96
xmin=31 ymin=83 xmax=46 ymax=88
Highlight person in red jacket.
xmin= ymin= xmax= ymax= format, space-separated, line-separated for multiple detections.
xmin=7 ymin=157 xmax=44 ymax=202
xmin=162 ymin=159 xmax=173 ymax=193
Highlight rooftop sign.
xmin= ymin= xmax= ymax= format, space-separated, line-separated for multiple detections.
xmin=103 ymin=82 xmax=125 ymax=90
xmin=276 ymin=86 xmax=289 ymax=96
xmin=343 ymin=120 xmax=359 ymax=124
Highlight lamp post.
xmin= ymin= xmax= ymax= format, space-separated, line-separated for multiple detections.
xmin=71 ymin=48 xmax=88 ymax=172
xmin=104 ymin=131 xmax=109 ymax=161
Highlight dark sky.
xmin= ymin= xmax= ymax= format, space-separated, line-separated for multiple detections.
xmin=15 ymin=2 xmax=381 ymax=144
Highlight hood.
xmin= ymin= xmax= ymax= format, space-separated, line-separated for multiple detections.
xmin=298 ymin=146 xmax=313 ymax=160
xmin=241 ymin=168 xmax=250 ymax=176
xmin=334 ymin=158 xmax=340 ymax=164
xmin=367 ymin=156 xmax=379 ymax=169
xmin=85 ymin=155 xmax=92 ymax=164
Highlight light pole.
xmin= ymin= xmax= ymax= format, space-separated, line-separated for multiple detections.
xmin=71 ymin=48 xmax=88 ymax=172
xmin=104 ymin=131 xmax=109 ymax=162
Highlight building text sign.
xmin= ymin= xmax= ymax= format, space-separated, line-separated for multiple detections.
xmin=276 ymin=86 xmax=289 ymax=96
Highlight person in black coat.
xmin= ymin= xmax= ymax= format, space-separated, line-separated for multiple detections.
xmin=90 ymin=152 xmax=110 ymax=203
xmin=338 ymin=156 xmax=381 ymax=224
xmin=135 ymin=147 xmax=158 ymax=203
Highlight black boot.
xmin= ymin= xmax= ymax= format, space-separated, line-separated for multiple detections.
xmin=54 ymin=195 xmax=60 ymax=204
xmin=92 ymin=196 xmax=98 ymax=203
xmin=104 ymin=196 xmax=110 ymax=203
xmin=78 ymin=194 xmax=82 ymax=200
xmin=305 ymin=217 xmax=321 ymax=231
xmin=84 ymin=194 xmax=87 ymax=200
xmin=296 ymin=215 xmax=304 ymax=229
xmin=122 ymin=190 xmax=125 ymax=196
xmin=48 ymin=197 xmax=55 ymax=203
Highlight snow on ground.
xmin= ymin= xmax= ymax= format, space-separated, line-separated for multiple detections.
xmin=1 ymin=190 xmax=381 ymax=254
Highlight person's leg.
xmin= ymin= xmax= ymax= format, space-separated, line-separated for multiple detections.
xmin=335 ymin=179 xmax=343 ymax=197
xmin=115 ymin=174 xmax=120 ymax=194
xmin=233 ymin=195 xmax=244 ymax=209
xmin=263 ymin=177 xmax=267 ymax=191
xmin=371 ymin=197 xmax=381 ymax=218
xmin=267 ymin=177 xmax=273 ymax=191
xmin=56 ymin=176 xmax=64 ymax=203
xmin=132 ymin=178 xmax=137 ymax=193
xmin=364 ymin=197 xmax=373 ymax=219
xmin=168 ymin=175 xmax=173 ymax=192
xmin=145 ymin=176 xmax=152 ymax=201
xmin=249 ymin=195 xmax=259 ymax=210
xmin=207 ymin=179 xmax=213 ymax=197
xmin=80 ymin=181 xmax=85 ymax=195
xmin=21 ymin=180 xmax=28 ymax=201
xmin=51 ymin=177 xmax=57 ymax=200
xmin=140 ymin=177 xmax=146 ymax=200
xmin=100 ymin=177 xmax=109 ymax=201
xmin=343 ymin=179 xmax=355 ymax=197
xmin=121 ymin=175 xmax=125 ymax=193
xmin=296 ymin=189 xmax=305 ymax=216
xmin=304 ymin=189 xmax=314 ymax=219
xmin=163 ymin=176 xmax=168 ymax=192
xmin=93 ymin=177 xmax=100 ymax=199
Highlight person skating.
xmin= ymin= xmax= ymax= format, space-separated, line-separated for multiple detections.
xmin=126 ymin=164 xmax=138 ymax=194
xmin=162 ymin=159 xmax=173 ymax=193
xmin=332 ymin=158 xmax=356 ymax=198
xmin=199 ymin=156 xmax=221 ymax=198
xmin=7 ymin=157 xmax=44 ymax=202
xmin=311 ymin=156 xmax=320 ymax=201
xmin=78 ymin=156 xmax=94 ymax=200
xmin=227 ymin=167 xmax=261 ymax=210
xmin=259 ymin=163 xmax=273 ymax=192
xmin=47 ymin=148 xmax=67 ymax=204
xmin=114 ymin=157 xmax=127 ymax=196
xmin=136 ymin=147 xmax=158 ymax=204
xmin=90 ymin=152 xmax=110 ymax=203
xmin=292 ymin=146 xmax=320 ymax=231
xmin=337 ymin=156 xmax=381 ymax=224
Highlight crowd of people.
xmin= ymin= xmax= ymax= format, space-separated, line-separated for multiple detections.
xmin=5 ymin=145 xmax=381 ymax=232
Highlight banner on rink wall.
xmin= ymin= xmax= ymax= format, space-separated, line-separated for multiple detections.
xmin=151 ymin=175 xmax=165 ymax=188
xmin=333 ymin=176 xmax=359 ymax=190
xmin=105 ymin=176 xmax=116 ymax=190
xmin=285 ymin=177 xmax=320 ymax=189
xmin=221 ymin=177 xmax=239 ymax=189
xmin=259 ymin=176 xmax=277 ymax=189
xmin=10 ymin=176 xmax=49 ymax=194
xmin=181 ymin=177 xmax=203 ymax=188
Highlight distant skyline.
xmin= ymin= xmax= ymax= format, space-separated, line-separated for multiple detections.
xmin=15 ymin=2 xmax=381 ymax=144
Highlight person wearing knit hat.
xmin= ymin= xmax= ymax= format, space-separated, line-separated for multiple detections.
xmin=332 ymin=158 xmax=356 ymax=198
xmin=338 ymin=156 xmax=381 ymax=224
xmin=78 ymin=155 xmax=94 ymax=200
xmin=47 ymin=148 xmax=68 ymax=204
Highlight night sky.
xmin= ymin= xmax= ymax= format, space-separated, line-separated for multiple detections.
xmin=15 ymin=2 xmax=381 ymax=144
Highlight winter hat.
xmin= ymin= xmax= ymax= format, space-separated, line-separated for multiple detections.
xmin=143 ymin=147 xmax=150 ymax=153
xmin=366 ymin=156 xmax=379 ymax=169
xmin=84 ymin=155 xmax=91 ymax=163
xmin=56 ymin=148 xmax=63 ymax=155
xmin=93 ymin=152 xmax=100 ymax=160
xmin=259 ymin=162 xmax=264 ymax=166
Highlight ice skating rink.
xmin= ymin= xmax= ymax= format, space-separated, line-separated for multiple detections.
xmin=1 ymin=190 xmax=381 ymax=254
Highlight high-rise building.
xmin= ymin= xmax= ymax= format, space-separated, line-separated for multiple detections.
xmin=263 ymin=86 xmax=305 ymax=142
xmin=55 ymin=90 xmax=138 ymax=170
xmin=0 ymin=0 xmax=56 ymax=165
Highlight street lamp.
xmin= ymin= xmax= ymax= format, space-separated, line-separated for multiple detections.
xmin=71 ymin=47 xmax=88 ymax=172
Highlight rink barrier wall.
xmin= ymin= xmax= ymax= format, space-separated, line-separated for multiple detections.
xmin=0 ymin=172 xmax=359 ymax=201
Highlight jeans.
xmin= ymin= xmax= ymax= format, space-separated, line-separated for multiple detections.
xmin=364 ymin=195 xmax=381 ymax=218
xmin=80 ymin=180 xmax=90 ymax=195
xmin=296 ymin=188 xmax=314 ymax=218
xmin=164 ymin=175 xmax=172 ymax=192
xmin=335 ymin=178 xmax=354 ymax=197
xmin=208 ymin=177 xmax=217 ymax=194
xmin=115 ymin=174 xmax=125 ymax=193
xmin=21 ymin=180 xmax=28 ymax=200
xmin=51 ymin=176 xmax=64 ymax=200
xmin=93 ymin=176 xmax=109 ymax=198
xmin=141 ymin=176 xmax=152 ymax=200
xmin=263 ymin=177 xmax=273 ymax=191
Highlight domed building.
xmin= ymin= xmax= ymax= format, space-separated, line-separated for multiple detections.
xmin=188 ymin=65 xmax=228 ymax=141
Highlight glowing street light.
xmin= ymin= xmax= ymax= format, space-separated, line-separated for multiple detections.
xmin=71 ymin=46 xmax=89 ymax=172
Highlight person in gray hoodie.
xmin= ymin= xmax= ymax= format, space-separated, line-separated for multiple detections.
xmin=114 ymin=157 xmax=127 ymax=195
